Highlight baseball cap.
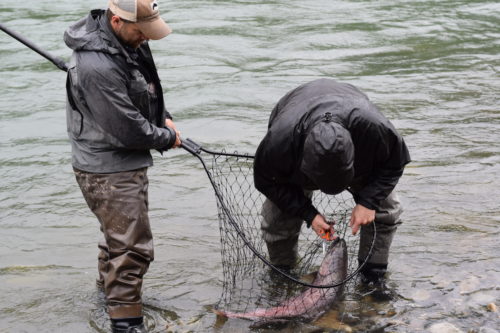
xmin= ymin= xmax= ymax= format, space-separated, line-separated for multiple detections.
xmin=108 ymin=0 xmax=172 ymax=40
xmin=300 ymin=120 xmax=354 ymax=195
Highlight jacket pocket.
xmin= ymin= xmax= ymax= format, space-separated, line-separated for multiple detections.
xmin=67 ymin=107 xmax=83 ymax=138
xmin=128 ymin=69 xmax=151 ymax=121
xmin=66 ymin=70 xmax=84 ymax=138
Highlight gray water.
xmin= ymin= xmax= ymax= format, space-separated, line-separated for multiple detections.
xmin=1 ymin=0 xmax=499 ymax=332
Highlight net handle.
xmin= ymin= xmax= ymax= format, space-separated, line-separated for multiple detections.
xmin=181 ymin=138 xmax=376 ymax=288
xmin=182 ymin=138 xmax=252 ymax=159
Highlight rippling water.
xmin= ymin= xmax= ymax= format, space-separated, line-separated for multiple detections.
xmin=1 ymin=0 xmax=499 ymax=332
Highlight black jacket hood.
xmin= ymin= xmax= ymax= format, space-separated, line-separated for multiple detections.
xmin=301 ymin=119 xmax=354 ymax=195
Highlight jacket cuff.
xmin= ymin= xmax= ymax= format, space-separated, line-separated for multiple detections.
xmin=357 ymin=197 xmax=377 ymax=211
xmin=162 ymin=126 xmax=177 ymax=150
xmin=302 ymin=206 xmax=319 ymax=228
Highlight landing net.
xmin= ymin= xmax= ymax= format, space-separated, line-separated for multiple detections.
xmin=181 ymin=139 xmax=375 ymax=323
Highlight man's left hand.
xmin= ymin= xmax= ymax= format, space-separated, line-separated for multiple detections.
xmin=349 ymin=204 xmax=375 ymax=235
xmin=165 ymin=119 xmax=181 ymax=148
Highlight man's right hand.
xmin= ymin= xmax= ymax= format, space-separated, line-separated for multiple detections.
xmin=349 ymin=204 xmax=375 ymax=235
xmin=311 ymin=214 xmax=335 ymax=240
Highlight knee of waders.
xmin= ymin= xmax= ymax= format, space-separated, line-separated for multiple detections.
xmin=358 ymin=260 xmax=388 ymax=284
xmin=266 ymin=237 xmax=299 ymax=270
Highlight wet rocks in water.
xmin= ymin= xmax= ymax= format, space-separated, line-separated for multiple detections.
xmin=486 ymin=302 xmax=497 ymax=312
xmin=429 ymin=322 xmax=464 ymax=333
xmin=458 ymin=275 xmax=480 ymax=295
xmin=472 ymin=328 xmax=500 ymax=333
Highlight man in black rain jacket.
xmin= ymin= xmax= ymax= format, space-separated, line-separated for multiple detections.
xmin=254 ymin=78 xmax=411 ymax=282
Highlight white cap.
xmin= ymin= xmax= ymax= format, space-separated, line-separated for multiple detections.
xmin=108 ymin=0 xmax=172 ymax=39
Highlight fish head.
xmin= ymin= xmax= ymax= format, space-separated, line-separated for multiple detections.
xmin=316 ymin=238 xmax=348 ymax=283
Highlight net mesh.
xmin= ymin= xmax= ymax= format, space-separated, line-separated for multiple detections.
xmin=196 ymin=147 xmax=371 ymax=323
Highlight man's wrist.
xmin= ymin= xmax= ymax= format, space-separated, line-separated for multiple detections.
xmin=162 ymin=126 xmax=177 ymax=149
xmin=303 ymin=209 xmax=319 ymax=228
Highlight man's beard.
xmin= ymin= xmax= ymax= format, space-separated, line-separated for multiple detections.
xmin=117 ymin=27 xmax=144 ymax=49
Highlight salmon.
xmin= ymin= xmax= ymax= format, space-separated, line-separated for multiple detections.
xmin=215 ymin=238 xmax=348 ymax=321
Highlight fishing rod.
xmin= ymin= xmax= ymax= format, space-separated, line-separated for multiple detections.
xmin=0 ymin=22 xmax=68 ymax=72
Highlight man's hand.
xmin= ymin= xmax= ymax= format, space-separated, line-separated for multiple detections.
xmin=165 ymin=119 xmax=181 ymax=148
xmin=349 ymin=204 xmax=375 ymax=235
xmin=311 ymin=214 xmax=335 ymax=240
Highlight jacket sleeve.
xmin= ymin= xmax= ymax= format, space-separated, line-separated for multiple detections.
xmin=165 ymin=108 xmax=173 ymax=120
xmin=79 ymin=55 xmax=176 ymax=150
xmin=355 ymin=130 xmax=410 ymax=210
xmin=254 ymin=142 xmax=319 ymax=227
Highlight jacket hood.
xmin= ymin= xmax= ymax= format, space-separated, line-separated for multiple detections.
xmin=300 ymin=118 xmax=354 ymax=195
xmin=64 ymin=9 xmax=122 ymax=56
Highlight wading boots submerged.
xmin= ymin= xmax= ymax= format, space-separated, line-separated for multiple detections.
xmin=111 ymin=317 xmax=147 ymax=333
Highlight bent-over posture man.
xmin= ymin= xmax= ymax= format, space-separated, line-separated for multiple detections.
xmin=254 ymin=78 xmax=410 ymax=284
xmin=64 ymin=1 xmax=180 ymax=332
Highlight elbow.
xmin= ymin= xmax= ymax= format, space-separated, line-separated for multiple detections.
xmin=254 ymin=176 xmax=266 ymax=194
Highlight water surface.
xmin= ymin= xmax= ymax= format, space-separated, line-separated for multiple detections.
xmin=1 ymin=0 xmax=499 ymax=332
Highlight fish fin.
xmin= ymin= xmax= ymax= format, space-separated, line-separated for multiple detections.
xmin=212 ymin=309 xmax=229 ymax=317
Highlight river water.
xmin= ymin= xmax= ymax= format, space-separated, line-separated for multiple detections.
xmin=0 ymin=0 xmax=499 ymax=332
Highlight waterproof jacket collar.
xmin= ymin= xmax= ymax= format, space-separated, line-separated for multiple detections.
xmin=64 ymin=9 xmax=140 ymax=67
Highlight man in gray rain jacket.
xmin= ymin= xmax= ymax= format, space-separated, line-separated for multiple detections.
xmin=254 ymin=78 xmax=411 ymax=285
xmin=64 ymin=1 xmax=179 ymax=332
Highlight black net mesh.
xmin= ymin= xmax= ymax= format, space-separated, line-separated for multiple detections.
xmin=184 ymin=141 xmax=374 ymax=325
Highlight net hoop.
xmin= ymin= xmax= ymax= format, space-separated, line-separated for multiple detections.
xmin=181 ymin=138 xmax=376 ymax=288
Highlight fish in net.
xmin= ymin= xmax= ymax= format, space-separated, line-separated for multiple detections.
xmin=181 ymin=139 xmax=375 ymax=327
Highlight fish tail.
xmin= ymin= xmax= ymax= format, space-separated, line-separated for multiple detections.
xmin=213 ymin=308 xmax=275 ymax=319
